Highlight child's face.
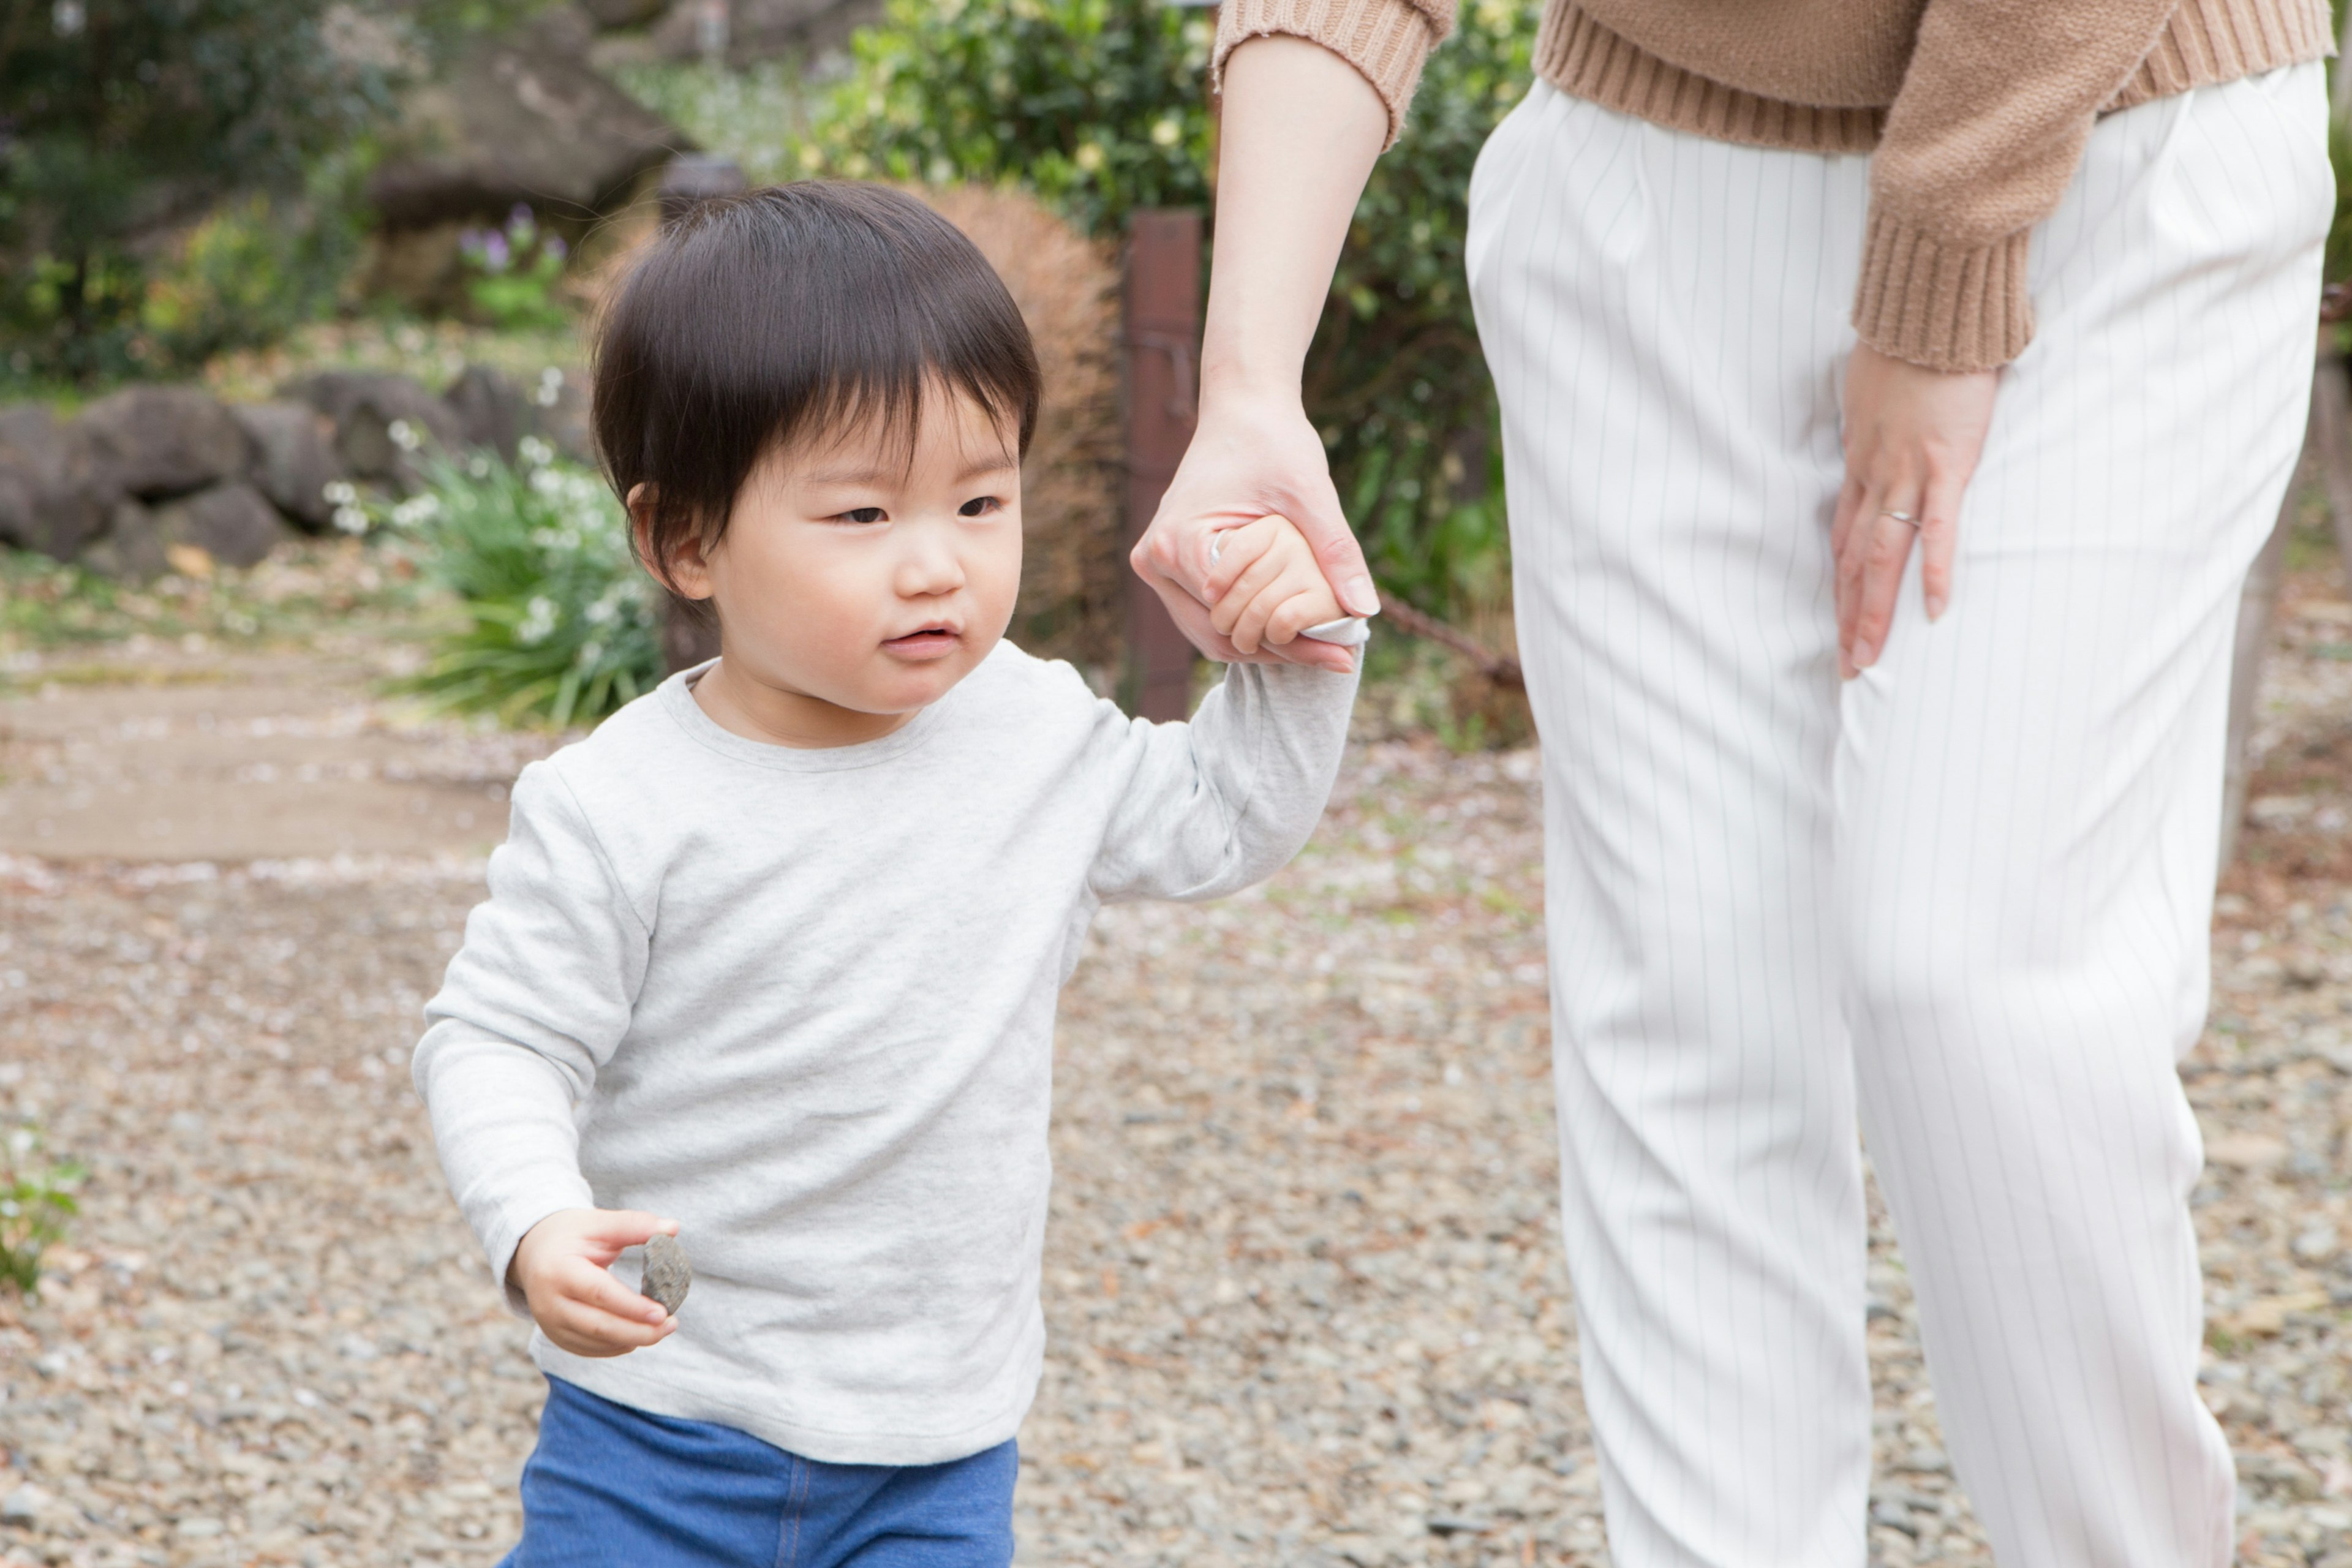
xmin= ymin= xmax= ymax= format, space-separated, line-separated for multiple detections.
xmin=666 ymin=390 xmax=1023 ymax=744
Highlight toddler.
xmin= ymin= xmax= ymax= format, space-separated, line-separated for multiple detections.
xmin=412 ymin=182 xmax=1360 ymax=1567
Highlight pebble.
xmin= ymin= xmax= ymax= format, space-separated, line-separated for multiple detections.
xmin=641 ymin=1234 xmax=691 ymax=1317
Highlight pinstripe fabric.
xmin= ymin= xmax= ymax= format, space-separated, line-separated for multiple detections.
xmin=1466 ymin=64 xmax=2331 ymax=1568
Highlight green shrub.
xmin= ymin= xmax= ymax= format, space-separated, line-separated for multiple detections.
xmin=789 ymin=0 xmax=1536 ymax=617
xmin=1 ymin=1126 xmax=84 ymax=1300
xmin=387 ymin=440 xmax=663 ymax=728
xmin=801 ymin=0 xmax=1215 ymax=236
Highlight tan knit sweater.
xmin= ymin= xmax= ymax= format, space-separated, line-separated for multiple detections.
xmin=1215 ymin=0 xmax=2334 ymax=370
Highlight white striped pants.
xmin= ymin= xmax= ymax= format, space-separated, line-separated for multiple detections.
xmin=1466 ymin=65 xmax=2331 ymax=1568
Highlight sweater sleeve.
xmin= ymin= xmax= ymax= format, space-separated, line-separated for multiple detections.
xmin=1087 ymin=660 xmax=1359 ymax=904
xmin=1213 ymin=0 xmax=1455 ymax=146
xmin=1853 ymin=0 xmax=2187 ymax=372
xmin=411 ymin=760 xmax=650 ymax=1314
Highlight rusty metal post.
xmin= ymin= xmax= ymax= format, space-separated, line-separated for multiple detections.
xmin=1121 ymin=209 xmax=1205 ymax=720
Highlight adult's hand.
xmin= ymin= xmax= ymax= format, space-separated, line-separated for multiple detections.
xmin=1832 ymin=341 xmax=1998 ymax=678
xmin=1130 ymin=35 xmax=1389 ymax=671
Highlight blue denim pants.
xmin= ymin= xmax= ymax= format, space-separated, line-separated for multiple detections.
xmin=499 ymin=1376 xmax=1018 ymax=1568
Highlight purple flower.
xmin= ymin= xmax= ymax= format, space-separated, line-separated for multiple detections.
xmin=481 ymin=232 xmax=511 ymax=273
xmin=544 ymin=236 xmax=568 ymax=263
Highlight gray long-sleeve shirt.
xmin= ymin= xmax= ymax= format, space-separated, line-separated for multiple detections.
xmin=413 ymin=643 xmax=1357 ymax=1465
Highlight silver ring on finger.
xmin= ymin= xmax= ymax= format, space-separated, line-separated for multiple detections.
xmin=1879 ymin=509 xmax=1920 ymax=529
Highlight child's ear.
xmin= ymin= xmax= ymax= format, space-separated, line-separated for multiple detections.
xmin=628 ymin=484 xmax=715 ymax=603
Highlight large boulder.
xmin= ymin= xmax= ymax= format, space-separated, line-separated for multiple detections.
xmin=0 ymin=406 xmax=120 ymax=560
xmin=282 ymin=371 xmax=466 ymax=486
xmin=231 ymin=401 xmax=342 ymax=529
xmin=75 ymin=499 xmax=171 ymax=582
xmin=443 ymin=363 xmax=532 ymax=461
xmin=77 ymin=386 xmax=251 ymax=499
xmin=153 ymin=482 xmax=294 ymax=570
xmin=368 ymin=16 xmax=686 ymax=231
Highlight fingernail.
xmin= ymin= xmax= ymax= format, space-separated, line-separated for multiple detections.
xmin=1344 ymin=577 xmax=1379 ymax=617
xmin=1926 ymin=593 xmax=1947 ymax=622
xmin=1853 ymin=639 xmax=1875 ymax=669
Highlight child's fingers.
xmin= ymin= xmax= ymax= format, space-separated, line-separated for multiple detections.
xmin=1208 ymin=549 xmax=1295 ymax=647
xmin=541 ymin=1297 xmax=676 ymax=1358
xmin=1202 ymin=519 xmax=1276 ymax=601
xmin=573 ymin=1209 xmax=679 ymax=1259
xmin=1261 ymin=586 xmax=1348 ymax=649
xmin=1224 ymin=576 xmax=1312 ymax=657
xmin=558 ymin=1254 xmax=673 ymax=1328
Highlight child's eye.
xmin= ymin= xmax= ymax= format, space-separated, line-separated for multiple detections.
xmin=834 ymin=507 xmax=887 ymax=524
xmin=958 ymin=495 xmax=1003 ymax=518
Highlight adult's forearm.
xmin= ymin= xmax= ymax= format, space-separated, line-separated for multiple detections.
xmin=1200 ymin=37 xmax=1388 ymax=404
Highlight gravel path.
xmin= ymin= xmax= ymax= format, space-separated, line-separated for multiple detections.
xmin=4 ymin=593 xmax=2351 ymax=1567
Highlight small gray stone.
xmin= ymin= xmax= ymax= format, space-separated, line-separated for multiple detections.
xmin=641 ymin=1232 xmax=691 ymax=1316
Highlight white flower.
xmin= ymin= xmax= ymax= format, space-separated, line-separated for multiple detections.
xmin=535 ymin=367 xmax=565 ymax=410
xmin=516 ymin=595 xmax=560 ymax=646
xmin=388 ymin=419 xmax=422 ymax=453
xmin=518 ymin=434 xmax=556 ymax=469
xmin=333 ymin=505 xmax=369 ymax=535
xmin=322 ymin=480 xmax=358 ymax=506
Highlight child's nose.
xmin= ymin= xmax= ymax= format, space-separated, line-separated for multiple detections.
xmin=894 ymin=527 xmax=967 ymax=597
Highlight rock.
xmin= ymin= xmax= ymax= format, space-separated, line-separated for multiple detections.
xmin=442 ymin=364 xmax=530 ymax=461
xmin=77 ymin=386 xmax=251 ymax=499
xmin=281 ymin=371 xmax=464 ymax=485
xmin=2206 ymin=1133 xmax=2291 ymax=1171
xmin=367 ymin=29 xmax=685 ymax=230
xmin=77 ymin=499 xmax=170 ymax=582
xmin=1 ymin=1482 xmax=48 ymax=1524
xmin=230 ymin=402 xmax=341 ymax=529
xmin=640 ymin=1232 xmax=691 ymax=1316
xmin=0 ymin=405 xmax=121 ymax=560
xmin=151 ymin=483 xmax=293 ymax=570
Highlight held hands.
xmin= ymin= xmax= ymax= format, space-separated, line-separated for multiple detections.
xmin=510 ymin=1208 xmax=680 ymax=1357
xmin=1202 ymin=512 xmax=1351 ymax=658
xmin=1130 ymin=394 xmax=1371 ymax=673
xmin=1832 ymin=342 xmax=1999 ymax=678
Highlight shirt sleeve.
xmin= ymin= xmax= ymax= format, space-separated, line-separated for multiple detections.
xmin=410 ymin=760 xmax=650 ymax=1314
xmin=1854 ymin=0 xmax=2185 ymax=372
xmin=1213 ymin=0 xmax=1455 ymax=147
xmin=1087 ymin=660 xmax=1360 ymax=904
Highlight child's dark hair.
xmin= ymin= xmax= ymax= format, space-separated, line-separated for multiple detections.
xmin=593 ymin=181 xmax=1042 ymax=597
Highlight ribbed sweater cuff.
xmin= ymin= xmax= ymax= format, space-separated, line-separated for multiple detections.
xmin=1214 ymin=0 xmax=1438 ymax=147
xmin=1853 ymin=211 xmax=2035 ymax=373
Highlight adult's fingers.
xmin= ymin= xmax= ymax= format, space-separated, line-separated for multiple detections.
xmin=1290 ymin=497 xmax=1379 ymax=617
xmin=1846 ymin=503 xmax=1921 ymax=675
xmin=1918 ymin=466 xmax=1966 ymax=622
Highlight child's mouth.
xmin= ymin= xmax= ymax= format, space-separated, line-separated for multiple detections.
xmin=883 ymin=627 xmax=960 ymax=660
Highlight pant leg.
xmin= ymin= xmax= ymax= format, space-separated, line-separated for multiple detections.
xmin=1468 ymin=85 xmax=1874 ymax=1568
xmin=505 ymin=1376 xmax=798 ymax=1568
xmin=808 ymin=1441 xmax=1017 ymax=1568
xmin=1839 ymin=64 xmax=2332 ymax=1568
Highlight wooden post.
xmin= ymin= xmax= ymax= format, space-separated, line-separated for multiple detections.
xmin=1122 ymin=209 xmax=1205 ymax=720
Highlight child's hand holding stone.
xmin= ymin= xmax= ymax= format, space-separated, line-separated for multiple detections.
xmin=510 ymin=1208 xmax=681 ymax=1357
xmin=1203 ymin=514 xmax=1352 ymax=658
